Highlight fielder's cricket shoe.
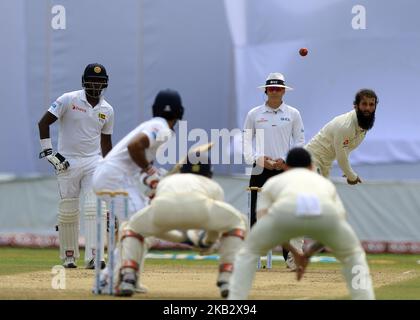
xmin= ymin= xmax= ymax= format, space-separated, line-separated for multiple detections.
xmin=182 ymin=230 xmax=214 ymax=251
xmin=286 ymin=252 xmax=297 ymax=272
xmin=115 ymin=271 xmax=137 ymax=297
xmin=93 ymin=269 xmax=113 ymax=295
xmin=135 ymin=283 xmax=149 ymax=294
xmin=63 ymin=257 xmax=77 ymax=268
xmin=85 ymin=259 xmax=106 ymax=270
xmin=217 ymin=281 xmax=229 ymax=299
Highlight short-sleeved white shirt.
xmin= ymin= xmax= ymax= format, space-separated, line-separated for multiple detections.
xmin=243 ymin=103 xmax=305 ymax=164
xmin=101 ymin=117 xmax=173 ymax=175
xmin=48 ymin=90 xmax=114 ymax=158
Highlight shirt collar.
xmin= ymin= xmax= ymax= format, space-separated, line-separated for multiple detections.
xmin=263 ymin=102 xmax=285 ymax=113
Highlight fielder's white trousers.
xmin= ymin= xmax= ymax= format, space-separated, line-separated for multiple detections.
xmin=129 ymin=192 xmax=246 ymax=240
xmin=115 ymin=192 xmax=247 ymax=291
xmin=228 ymin=200 xmax=375 ymax=300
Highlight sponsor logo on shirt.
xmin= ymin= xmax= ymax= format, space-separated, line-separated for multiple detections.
xmin=256 ymin=118 xmax=268 ymax=123
xmin=280 ymin=117 xmax=290 ymax=121
xmin=343 ymin=138 xmax=349 ymax=147
xmin=72 ymin=105 xmax=86 ymax=113
xmin=98 ymin=113 xmax=106 ymax=120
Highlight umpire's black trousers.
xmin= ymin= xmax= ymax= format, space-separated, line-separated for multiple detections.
xmin=249 ymin=165 xmax=289 ymax=260
xmin=249 ymin=165 xmax=283 ymax=226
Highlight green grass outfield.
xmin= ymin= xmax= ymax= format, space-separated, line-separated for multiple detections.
xmin=0 ymin=247 xmax=419 ymax=299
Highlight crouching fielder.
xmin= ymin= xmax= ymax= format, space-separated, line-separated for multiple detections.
xmin=228 ymin=148 xmax=374 ymax=300
xmin=113 ymin=153 xmax=247 ymax=298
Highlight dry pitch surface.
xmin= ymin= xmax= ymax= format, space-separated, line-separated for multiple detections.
xmin=0 ymin=248 xmax=419 ymax=300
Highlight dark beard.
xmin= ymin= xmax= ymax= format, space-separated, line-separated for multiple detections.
xmin=356 ymin=108 xmax=375 ymax=130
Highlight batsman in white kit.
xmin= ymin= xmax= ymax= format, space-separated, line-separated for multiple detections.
xmin=38 ymin=63 xmax=114 ymax=269
xmin=228 ymin=148 xmax=375 ymax=300
xmin=110 ymin=152 xmax=247 ymax=298
xmin=92 ymin=89 xmax=184 ymax=294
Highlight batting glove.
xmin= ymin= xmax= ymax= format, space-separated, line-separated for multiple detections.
xmin=39 ymin=148 xmax=70 ymax=173
xmin=141 ymin=166 xmax=167 ymax=189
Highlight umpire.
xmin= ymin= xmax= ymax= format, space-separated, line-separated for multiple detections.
xmin=243 ymin=72 xmax=305 ymax=269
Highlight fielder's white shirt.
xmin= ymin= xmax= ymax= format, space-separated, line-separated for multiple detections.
xmin=101 ymin=117 xmax=173 ymax=175
xmin=156 ymin=173 xmax=224 ymax=201
xmin=48 ymin=90 xmax=114 ymax=158
xmin=257 ymin=168 xmax=346 ymax=216
xmin=243 ymin=103 xmax=305 ymax=164
xmin=305 ymin=110 xmax=367 ymax=181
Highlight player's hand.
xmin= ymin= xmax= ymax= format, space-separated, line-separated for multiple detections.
xmin=39 ymin=148 xmax=70 ymax=173
xmin=347 ymin=176 xmax=362 ymax=185
xmin=145 ymin=188 xmax=156 ymax=201
xmin=293 ymin=252 xmax=310 ymax=281
xmin=257 ymin=156 xmax=275 ymax=170
xmin=273 ymin=158 xmax=286 ymax=171
xmin=141 ymin=165 xmax=163 ymax=189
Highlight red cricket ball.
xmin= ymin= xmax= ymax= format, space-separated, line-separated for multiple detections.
xmin=299 ymin=48 xmax=308 ymax=56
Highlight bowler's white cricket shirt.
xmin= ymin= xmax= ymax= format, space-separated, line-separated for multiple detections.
xmin=156 ymin=173 xmax=224 ymax=201
xmin=101 ymin=117 xmax=173 ymax=175
xmin=243 ymin=103 xmax=305 ymax=164
xmin=305 ymin=110 xmax=367 ymax=181
xmin=48 ymin=90 xmax=114 ymax=158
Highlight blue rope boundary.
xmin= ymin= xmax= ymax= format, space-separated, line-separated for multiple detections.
xmin=146 ymin=253 xmax=337 ymax=263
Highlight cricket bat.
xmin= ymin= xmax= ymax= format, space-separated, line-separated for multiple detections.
xmin=166 ymin=142 xmax=214 ymax=176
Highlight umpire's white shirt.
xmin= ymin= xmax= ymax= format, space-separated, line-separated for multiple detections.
xmin=305 ymin=110 xmax=367 ymax=181
xmin=243 ymin=103 xmax=305 ymax=164
xmin=101 ymin=117 xmax=173 ymax=175
xmin=48 ymin=90 xmax=114 ymax=158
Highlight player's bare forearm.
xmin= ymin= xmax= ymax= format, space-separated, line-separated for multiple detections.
xmin=127 ymin=132 xmax=151 ymax=171
xmin=100 ymin=134 xmax=112 ymax=157
xmin=305 ymin=241 xmax=324 ymax=257
xmin=282 ymin=242 xmax=309 ymax=281
xmin=282 ymin=242 xmax=299 ymax=256
xmin=38 ymin=111 xmax=58 ymax=139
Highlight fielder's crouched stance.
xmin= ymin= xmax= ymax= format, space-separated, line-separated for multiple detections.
xmin=113 ymin=154 xmax=247 ymax=298
xmin=228 ymin=148 xmax=375 ymax=300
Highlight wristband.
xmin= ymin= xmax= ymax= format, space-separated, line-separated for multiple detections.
xmin=40 ymin=138 xmax=52 ymax=150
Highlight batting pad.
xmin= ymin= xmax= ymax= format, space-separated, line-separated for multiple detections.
xmin=84 ymin=192 xmax=106 ymax=263
xmin=58 ymin=198 xmax=80 ymax=260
